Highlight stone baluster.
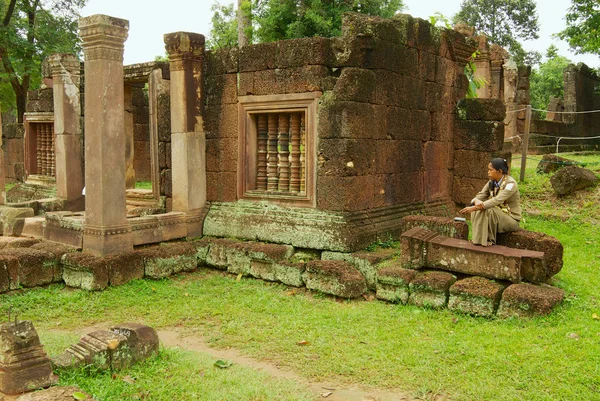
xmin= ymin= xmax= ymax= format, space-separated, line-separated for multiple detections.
xmin=164 ymin=31 xmax=206 ymax=237
xmin=300 ymin=113 xmax=306 ymax=194
xmin=80 ymin=14 xmax=133 ymax=255
xmin=48 ymin=53 xmax=84 ymax=202
xmin=277 ymin=113 xmax=290 ymax=192
xmin=256 ymin=114 xmax=268 ymax=191
xmin=267 ymin=113 xmax=279 ymax=192
xmin=49 ymin=125 xmax=55 ymax=178
xmin=41 ymin=124 xmax=48 ymax=176
xmin=289 ymin=113 xmax=301 ymax=193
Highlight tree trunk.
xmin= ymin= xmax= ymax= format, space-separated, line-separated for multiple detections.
xmin=237 ymin=0 xmax=250 ymax=47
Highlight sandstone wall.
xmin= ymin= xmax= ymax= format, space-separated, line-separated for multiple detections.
xmin=204 ymin=12 xmax=476 ymax=211
xmin=132 ymin=85 xmax=151 ymax=181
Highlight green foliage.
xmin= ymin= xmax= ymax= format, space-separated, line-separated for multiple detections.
xmin=530 ymin=45 xmax=572 ymax=114
xmin=464 ymin=51 xmax=488 ymax=98
xmin=0 ymin=0 xmax=86 ymax=120
xmin=557 ymin=0 xmax=600 ymax=57
xmin=207 ymin=1 xmax=239 ymax=49
xmin=453 ymin=0 xmax=540 ymax=64
xmin=208 ymin=0 xmax=404 ymax=49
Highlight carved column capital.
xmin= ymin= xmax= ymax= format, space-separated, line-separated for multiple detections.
xmin=47 ymin=53 xmax=81 ymax=84
xmin=79 ymin=14 xmax=129 ymax=62
xmin=164 ymin=32 xmax=205 ymax=71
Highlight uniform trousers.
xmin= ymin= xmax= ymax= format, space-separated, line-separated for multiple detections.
xmin=471 ymin=207 xmax=519 ymax=245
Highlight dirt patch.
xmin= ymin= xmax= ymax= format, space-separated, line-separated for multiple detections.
xmin=157 ymin=328 xmax=426 ymax=401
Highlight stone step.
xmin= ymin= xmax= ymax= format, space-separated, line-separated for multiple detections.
xmin=21 ymin=216 xmax=46 ymax=238
xmin=401 ymin=227 xmax=546 ymax=283
xmin=125 ymin=188 xmax=155 ymax=200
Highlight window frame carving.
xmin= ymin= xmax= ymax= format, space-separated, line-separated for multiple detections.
xmin=238 ymin=92 xmax=320 ymax=208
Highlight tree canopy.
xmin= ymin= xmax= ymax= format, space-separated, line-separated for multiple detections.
xmin=453 ymin=0 xmax=540 ymax=64
xmin=208 ymin=0 xmax=404 ymax=49
xmin=0 ymin=0 xmax=86 ymax=121
xmin=557 ymin=0 xmax=600 ymax=57
xmin=529 ymin=45 xmax=572 ymax=113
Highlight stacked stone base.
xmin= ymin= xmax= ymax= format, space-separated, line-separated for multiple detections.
xmin=0 ymin=223 xmax=565 ymax=317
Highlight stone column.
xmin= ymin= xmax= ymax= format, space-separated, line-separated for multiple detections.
xmin=48 ymin=54 xmax=84 ymax=205
xmin=164 ymin=32 xmax=206 ymax=237
xmin=124 ymin=83 xmax=136 ymax=188
xmin=79 ymin=15 xmax=133 ymax=255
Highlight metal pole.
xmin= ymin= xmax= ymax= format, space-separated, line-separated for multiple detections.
xmin=519 ymin=105 xmax=532 ymax=182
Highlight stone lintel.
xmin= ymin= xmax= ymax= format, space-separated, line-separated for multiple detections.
xmin=400 ymin=227 xmax=546 ymax=283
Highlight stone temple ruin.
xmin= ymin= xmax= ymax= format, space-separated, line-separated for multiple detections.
xmin=0 ymin=12 xmax=571 ymax=318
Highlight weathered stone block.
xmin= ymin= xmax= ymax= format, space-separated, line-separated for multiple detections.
xmin=454 ymin=120 xmax=504 ymax=151
xmin=400 ymin=215 xmax=468 ymax=239
xmin=401 ymin=227 xmax=547 ymax=283
xmin=497 ymin=283 xmax=564 ymax=318
xmin=0 ymin=320 xmax=56 ymax=395
xmin=239 ymin=42 xmax=277 ymax=72
xmin=550 ymin=165 xmax=599 ymax=196
xmin=108 ymin=323 xmax=159 ymax=369
xmin=408 ymin=270 xmax=456 ymax=309
xmin=452 ymin=176 xmax=487 ymax=206
xmin=535 ymin=154 xmax=575 ymax=174
xmin=303 ymin=260 xmax=367 ymax=298
xmin=448 ymin=276 xmax=506 ymax=317
xmin=375 ymin=264 xmax=416 ymax=303
xmin=454 ymin=149 xmax=496 ymax=178
xmin=276 ymin=37 xmax=333 ymax=68
xmin=61 ymin=253 xmax=109 ymax=291
xmin=0 ymin=207 xmax=35 ymax=236
xmin=333 ymin=68 xmax=376 ymax=103
xmin=52 ymin=330 xmax=127 ymax=370
xmin=206 ymin=47 xmax=239 ymax=76
xmin=0 ymin=248 xmax=55 ymax=288
xmin=105 ymin=252 xmax=145 ymax=286
xmin=457 ymin=98 xmax=506 ymax=121
xmin=322 ymin=248 xmax=398 ymax=290
xmin=139 ymin=241 xmax=197 ymax=279
xmin=496 ymin=229 xmax=563 ymax=281
xmin=204 ymin=237 xmax=239 ymax=269
xmin=318 ymin=138 xmax=377 ymax=176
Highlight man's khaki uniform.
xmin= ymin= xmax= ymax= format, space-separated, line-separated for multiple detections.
xmin=471 ymin=175 xmax=521 ymax=245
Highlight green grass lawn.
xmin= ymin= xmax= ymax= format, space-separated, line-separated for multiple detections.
xmin=2 ymin=153 xmax=600 ymax=400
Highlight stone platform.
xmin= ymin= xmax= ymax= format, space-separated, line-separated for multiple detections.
xmin=400 ymin=226 xmax=550 ymax=283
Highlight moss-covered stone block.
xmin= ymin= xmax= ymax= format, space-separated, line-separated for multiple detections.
xmin=322 ymin=248 xmax=397 ymax=290
xmin=106 ymin=252 xmax=144 ymax=286
xmin=448 ymin=276 xmax=506 ymax=317
xmin=62 ymin=253 xmax=109 ymax=291
xmin=31 ymin=241 xmax=78 ymax=283
xmin=456 ymin=98 xmax=506 ymax=121
xmin=497 ymin=283 xmax=564 ymax=318
xmin=204 ymin=238 xmax=240 ymax=270
xmin=0 ymin=248 xmax=55 ymax=289
xmin=303 ymin=260 xmax=366 ymax=299
xmin=139 ymin=242 xmax=197 ymax=279
xmin=408 ymin=270 xmax=456 ymax=309
xmin=0 ymin=254 xmax=18 ymax=292
xmin=375 ymin=264 xmax=416 ymax=303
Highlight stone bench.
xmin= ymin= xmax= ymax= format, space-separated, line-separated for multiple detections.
xmin=400 ymin=227 xmax=548 ymax=283
xmin=401 ymin=215 xmax=564 ymax=282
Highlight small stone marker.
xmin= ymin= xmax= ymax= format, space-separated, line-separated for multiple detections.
xmin=0 ymin=319 xmax=56 ymax=395
xmin=52 ymin=323 xmax=159 ymax=370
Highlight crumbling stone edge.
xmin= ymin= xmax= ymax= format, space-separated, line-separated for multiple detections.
xmin=0 ymin=235 xmax=564 ymax=318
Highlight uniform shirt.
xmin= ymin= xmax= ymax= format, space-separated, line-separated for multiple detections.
xmin=471 ymin=174 xmax=521 ymax=221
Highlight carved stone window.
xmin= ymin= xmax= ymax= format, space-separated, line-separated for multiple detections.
xmin=238 ymin=93 xmax=319 ymax=207
xmin=24 ymin=112 xmax=56 ymax=182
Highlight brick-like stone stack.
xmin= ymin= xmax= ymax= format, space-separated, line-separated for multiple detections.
xmin=453 ymin=98 xmax=506 ymax=205
xmin=132 ymin=84 xmax=151 ymax=181
xmin=2 ymin=121 xmax=25 ymax=182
